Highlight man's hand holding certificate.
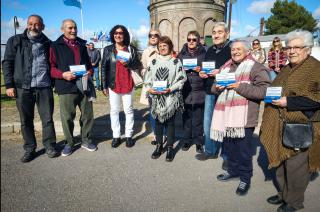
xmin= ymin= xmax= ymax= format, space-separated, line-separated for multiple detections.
xmin=183 ymin=59 xmax=197 ymax=70
xmin=202 ymin=61 xmax=216 ymax=74
xmin=264 ymin=87 xmax=282 ymax=103
xmin=70 ymin=65 xmax=87 ymax=77
xmin=215 ymin=73 xmax=236 ymax=86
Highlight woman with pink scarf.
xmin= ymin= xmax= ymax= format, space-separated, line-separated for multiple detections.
xmin=210 ymin=40 xmax=270 ymax=196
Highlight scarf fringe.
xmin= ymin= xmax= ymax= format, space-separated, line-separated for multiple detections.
xmin=211 ymin=127 xmax=246 ymax=142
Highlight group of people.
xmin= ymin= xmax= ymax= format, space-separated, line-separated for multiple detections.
xmin=2 ymin=14 xmax=319 ymax=212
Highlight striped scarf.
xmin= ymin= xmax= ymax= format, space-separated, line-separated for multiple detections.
xmin=210 ymin=58 xmax=255 ymax=142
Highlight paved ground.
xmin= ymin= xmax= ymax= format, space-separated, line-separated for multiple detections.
xmin=1 ymin=132 xmax=319 ymax=212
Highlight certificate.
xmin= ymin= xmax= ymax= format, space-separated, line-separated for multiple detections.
xmin=264 ymin=87 xmax=282 ymax=103
xmin=216 ymin=73 xmax=236 ymax=86
xmin=183 ymin=59 xmax=197 ymax=70
xmin=152 ymin=81 xmax=167 ymax=92
xmin=202 ymin=61 xmax=216 ymax=73
xmin=116 ymin=50 xmax=131 ymax=62
xmin=70 ymin=65 xmax=87 ymax=76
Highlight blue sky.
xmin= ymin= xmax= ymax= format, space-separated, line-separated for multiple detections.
xmin=1 ymin=0 xmax=320 ymax=49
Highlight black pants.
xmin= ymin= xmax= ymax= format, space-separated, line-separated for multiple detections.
xmin=16 ymin=87 xmax=56 ymax=152
xmin=182 ymin=104 xmax=204 ymax=145
xmin=224 ymin=128 xmax=254 ymax=184
xmin=155 ymin=114 xmax=175 ymax=147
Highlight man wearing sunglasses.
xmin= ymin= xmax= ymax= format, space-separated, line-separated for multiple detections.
xmin=197 ymin=22 xmax=232 ymax=171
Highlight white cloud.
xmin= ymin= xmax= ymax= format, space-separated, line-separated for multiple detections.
xmin=245 ymin=25 xmax=257 ymax=32
xmin=313 ymin=7 xmax=320 ymax=18
xmin=247 ymin=0 xmax=275 ymax=14
xmin=135 ymin=0 xmax=147 ymax=6
xmin=131 ymin=24 xmax=149 ymax=38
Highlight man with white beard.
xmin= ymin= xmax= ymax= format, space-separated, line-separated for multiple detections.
xmin=3 ymin=15 xmax=59 ymax=162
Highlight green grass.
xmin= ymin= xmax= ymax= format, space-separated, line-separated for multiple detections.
xmin=1 ymin=71 xmax=16 ymax=107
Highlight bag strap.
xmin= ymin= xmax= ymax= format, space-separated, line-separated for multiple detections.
xmin=278 ymin=107 xmax=318 ymax=123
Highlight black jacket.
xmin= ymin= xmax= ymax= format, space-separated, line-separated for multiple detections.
xmin=178 ymin=43 xmax=206 ymax=105
xmin=204 ymin=40 xmax=232 ymax=94
xmin=2 ymin=29 xmax=51 ymax=89
xmin=101 ymin=44 xmax=141 ymax=89
xmin=87 ymin=48 xmax=101 ymax=68
xmin=51 ymin=35 xmax=91 ymax=94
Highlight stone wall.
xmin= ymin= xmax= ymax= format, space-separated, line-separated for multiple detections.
xmin=148 ymin=0 xmax=225 ymax=51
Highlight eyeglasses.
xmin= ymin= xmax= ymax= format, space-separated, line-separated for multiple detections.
xmin=114 ymin=31 xmax=124 ymax=35
xmin=284 ymin=46 xmax=306 ymax=51
xmin=149 ymin=33 xmax=159 ymax=38
xmin=253 ymin=42 xmax=259 ymax=45
xmin=187 ymin=38 xmax=197 ymax=42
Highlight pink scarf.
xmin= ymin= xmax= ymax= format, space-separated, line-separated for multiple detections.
xmin=210 ymin=57 xmax=255 ymax=142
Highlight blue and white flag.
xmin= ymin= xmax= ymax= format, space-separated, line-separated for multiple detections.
xmin=63 ymin=0 xmax=82 ymax=9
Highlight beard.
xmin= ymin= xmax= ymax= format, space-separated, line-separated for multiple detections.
xmin=28 ymin=29 xmax=42 ymax=38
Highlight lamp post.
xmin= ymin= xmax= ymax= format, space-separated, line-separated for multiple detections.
xmin=13 ymin=16 xmax=19 ymax=35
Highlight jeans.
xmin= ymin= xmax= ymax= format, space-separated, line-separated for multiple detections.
xmin=109 ymin=89 xmax=134 ymax=138
xmin=93 ymin=67 xmax=100 ymax=89
xmin=16 ymin=87 xmax=56 ymax=152
xmin=203 ymin=94 xmax=220 ymax=155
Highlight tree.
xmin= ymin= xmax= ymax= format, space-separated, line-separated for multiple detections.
xmin=265 ymin=0 xmax=317 ymax=35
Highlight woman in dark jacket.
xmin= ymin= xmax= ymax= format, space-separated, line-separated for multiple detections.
xmin=101 ymin=25 xmax=141 ymax=148
xmin=178 ymin=31 xmax=206 ymax=154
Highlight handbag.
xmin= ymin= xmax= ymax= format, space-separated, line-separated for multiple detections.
xmin=131 ymin=69 xmax=143 ymax=87
xmin=279 ymin=109 xmax=314 ymax=151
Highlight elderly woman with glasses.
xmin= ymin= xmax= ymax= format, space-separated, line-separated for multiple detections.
xmin=140 ymin=30 xmax=161 ymax=145
xmin=267 ymin=37 xmax=287 ymax=80
xmin=101 ymin=25 xmax=142 ymax=148
xmin=177 ymin=30 xmax=207 ymax=154
xmin=250 ymin=39 xmax=266 ymax=64
xmin=261 ymin=30 xmax=320 ymax=212
xmin=144 ymin=36 xmax=187 ymax=162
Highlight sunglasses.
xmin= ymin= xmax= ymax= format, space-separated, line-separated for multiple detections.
xmin=149 ymin=33 xmax=159 ymax=38
xmin=187 ymin=38 xmax=197 ymax=42
xmin=114 ymin=31 xmax=124 ymax=35
xmin=253 ymin=42 xmax=259 ymax=45
xmin=273 ymin=40 xmax=280 ymax=42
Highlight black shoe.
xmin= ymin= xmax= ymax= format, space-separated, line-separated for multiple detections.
xmin=166 ymin=146 xmax=175 ymax=162
xmin=111 ymin=138 xmax=121 ymax=148
xmin=151 ymin=140 xmax=157 ymax=145
xmin=125 ymin=137 xmax=135 ymax=148
xmin=195 ymin=153 xmax=218 ymax=161
xmin=151 ymin=144 xmax=163 ymax=159
xmin=267 ymin=195 xmax=283 ymax=205
xmin=46 ymin=148 xmax=60 ymax=158
xmin=217 ymin=172 xmax=239 ymax=182
xmin=222 ymin=160 xmax=228 ymax=171
xmin=196 ymin=145 xmax=204 ymax=154
xmin=236 ymin=181 xmax=250 ymax=196
xmin=21 ymin=150 xmax=36 ymax=163
xmin=277 ymin=203 xmax=297 ymax=212
xmin=181 ymin=143 xmax=191 ymax=151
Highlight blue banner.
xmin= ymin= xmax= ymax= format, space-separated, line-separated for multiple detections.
xmin=63 ymin=0 xmax=81 ymax=9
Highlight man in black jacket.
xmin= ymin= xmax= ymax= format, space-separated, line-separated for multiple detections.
xmin=50 ymin=19 xmax=97 ymax=157
xmin=196 ymin=22 xmax=232 ymax=169
xmin=2 ymin=14 xmax=59 ymax=162
xmin=87 ymin=42 xmax=101 ymax=90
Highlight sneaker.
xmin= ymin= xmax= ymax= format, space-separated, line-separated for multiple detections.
xmin=46 ymin=148 xmax=60 ymax=158
xmin=217 ymin=172 xmax=239 ymax=182
xmin=236 ymin=181 xmax=250 ymax=196
xmin=195 ymin=153 xmax=218 ymax=161
xmin=62 ymin=146 xmax=73 ymax=156
xmin=81 ymin=143 xmax=98 ymax=152
xmin=21 ymin=150 xmax=36 ymax=163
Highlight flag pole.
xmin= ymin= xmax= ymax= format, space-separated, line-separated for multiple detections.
xmin=80 ymin=0 xmax=84 ymax=39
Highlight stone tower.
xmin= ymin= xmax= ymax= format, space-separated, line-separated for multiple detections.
xmin=148 ymin=0 xmax=226 ymax=51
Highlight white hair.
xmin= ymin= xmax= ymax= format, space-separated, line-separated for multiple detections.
xmin=212 ymin=22 xmax=228 ymax=33
xmin=61 ymin=19 xmax=77 ymax=29
xmin=231 ymin=39 xmax=251 ymax=51
xmin=285 ymin=29 xmax=314 ymax=48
